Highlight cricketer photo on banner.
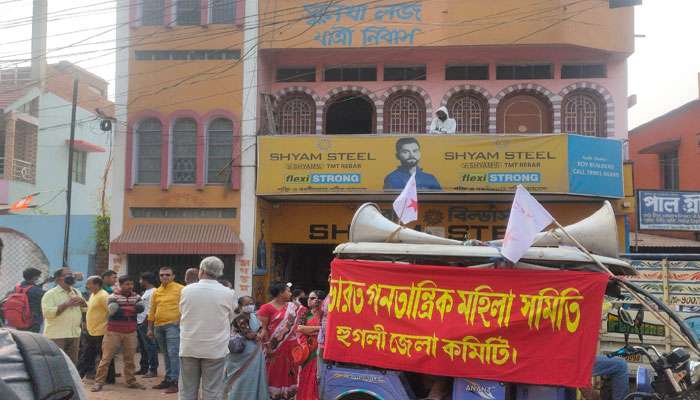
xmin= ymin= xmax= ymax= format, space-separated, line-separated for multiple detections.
xmin=257 ymin=134 xmax=623 ymax=198
xmin=323 ymin=259 xmax=609 ymax=388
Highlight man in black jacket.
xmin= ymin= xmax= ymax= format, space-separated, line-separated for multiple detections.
xmin=16 ymin=268 xmax=45 ymax=333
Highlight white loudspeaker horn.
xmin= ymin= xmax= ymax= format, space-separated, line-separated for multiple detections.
xmin=349 ymin=203 xmax=462 ymax=245
xmin=491 ymin=200 xmax=619 ymax=257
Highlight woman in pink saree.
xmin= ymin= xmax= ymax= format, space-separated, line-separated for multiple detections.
xmin=257 ymin=282 xmax=307 ymax=399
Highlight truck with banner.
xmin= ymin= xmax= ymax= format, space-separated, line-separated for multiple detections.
xmin=318 ymin=203 xmax=700 ymax=400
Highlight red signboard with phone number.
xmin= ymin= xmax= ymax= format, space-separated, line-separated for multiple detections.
xmin=323 ymin=259 xmax=608 ymax=388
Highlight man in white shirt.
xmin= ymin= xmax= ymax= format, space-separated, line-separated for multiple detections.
xmin=429 ymin=106 xmax=457 ymax=134
xmin=136 ymin=272 xmax=159 ymax=377
xmin=178 ymin=257 xmax=236 ymax=400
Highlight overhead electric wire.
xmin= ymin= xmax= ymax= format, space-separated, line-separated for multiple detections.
xmin=32 ymin=0 xmax=604 ymax=141
xmin=47 ymin=3 xmax=580 ymax=106
xmin=11 ymin=0 xmax=605 ymax=136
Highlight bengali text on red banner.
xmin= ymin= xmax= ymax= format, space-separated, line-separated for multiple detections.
xmin=323 ymin=259 xmax=609 ymax=388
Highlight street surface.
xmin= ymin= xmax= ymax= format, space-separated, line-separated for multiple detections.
xmin=84 ymin=355 xmax=175 ymax=400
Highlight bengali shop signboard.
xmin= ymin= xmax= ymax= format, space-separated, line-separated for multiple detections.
xmin=638 ymin=190 xmax=700 ymax=231
xmin=257 ymin=134 xmax=623 ymax=197
xmin=324 ymin=259 xmax=608 ymax=387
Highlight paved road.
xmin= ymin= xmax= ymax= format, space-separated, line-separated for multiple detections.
xmin=84 ymin=354 xmax=177 ymax=400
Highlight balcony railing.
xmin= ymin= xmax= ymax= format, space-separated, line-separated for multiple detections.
xmin=12 ymin=159 xmax=35 ymax=184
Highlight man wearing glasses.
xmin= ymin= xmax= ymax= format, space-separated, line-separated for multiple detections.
xmin=146 ymin=266 xmax=184 ymax=394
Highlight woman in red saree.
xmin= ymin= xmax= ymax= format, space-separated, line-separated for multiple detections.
xmin=296 ymin=290 xmax=326 ymax=400
xmin=257 ymin=282 xmax=307 ymax=399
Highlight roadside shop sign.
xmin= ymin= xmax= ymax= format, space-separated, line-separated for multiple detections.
xmin=324 ymin=259 xmax=608 ymax=388
xmin=638 ymin=190 xmax=700 ymax=231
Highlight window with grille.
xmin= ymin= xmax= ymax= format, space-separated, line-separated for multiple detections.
xmin=135 ymin=50 xmax=240 ymax=61
xmin=385 ymin=92 xmax=425 ymax=134
xmin=447 ymin=92 xmax=486 ymax=133
xmin=324 ymin=66 xmax=377 ymax=81
xmin=660 ymin=150 xmax=679 ymax=191
xmin=13 ymin=125 xmax=34 ymax=162
xmin=0 ymin=126 xmax=4 ymax=177
xmin=384 ymin=65 xmax=426 ymax=81
xmin=142 ymin=0 xmax=164 ymax=26
xmin=210 ymin=0 xmax=236 ymax=24
xmin=131 ymin=207 xmax=237 ymax=218
xmin=176 ymin=0 xmax=201 ymax=25
xmin=277 ymin=95 xmax=315 ymax=135
xmin=562 ymin=91 xmax=605 ymax=137
xmin=496 ymin=64 xmax=552 ymax=80
xmin=207 ymin=118 xmax=233 ymax=184
xmin=561 ymin=64 xmax=606 ymax=79
xmin=135 ymin=118 xmax=162 ymax=184
xmin=172 ymin=118 xmax=197 ymax=184
xmin=276 ymin=67 xmax=316 ymax=82
xmin=445 ymin=65 xmax=489 ymax=80
xmin=72 ymin=151 xmax=87 ymax=184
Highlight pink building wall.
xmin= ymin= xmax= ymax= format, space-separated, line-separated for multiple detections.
xmin=261 ymin=45 xmax=628 ymax=139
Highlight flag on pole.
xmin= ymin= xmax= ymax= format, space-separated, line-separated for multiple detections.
xmin=10 ymin=194 xmax=34 ymax=211
xmin=501 ymin=185 xmax=554 ymax=263
xmin=393 ymin=173 xmax=418 ymax=224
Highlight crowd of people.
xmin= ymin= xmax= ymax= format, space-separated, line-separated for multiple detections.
xmin=1 ymin=258 xmax=331 ymax=400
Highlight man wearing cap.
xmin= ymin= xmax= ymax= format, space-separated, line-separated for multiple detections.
xmin=178 ymin=256 xmax=236 ymax=400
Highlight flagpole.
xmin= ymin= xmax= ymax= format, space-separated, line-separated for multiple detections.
xmin=550 ymin=218 xmax=700 ymax=354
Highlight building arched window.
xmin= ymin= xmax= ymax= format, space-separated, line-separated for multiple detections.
xmin=384 ymin=91 xmax=426 ymax=134
xmin=135 ymin=118 xmax=162 ymax=184
xmin=447 ymin=91 xmax=488 ymax=133
xmin=277 ymin=94 xmax=315 ymax=135
xmin=562 ymin=90 xmax=606 ymax=137
xmin=207 ymin=118 xmax=233 ymax=184
xmin=496 ymin=91 xmax=553 ymax=133
xmin=172 ymin=118 xmax=197 ymax=184
xmin=324 ymin=92 xmax=375 ymax=135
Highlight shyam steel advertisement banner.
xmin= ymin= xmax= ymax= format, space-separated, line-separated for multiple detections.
xmin=257 ymin=134 xmax=623 ymax=198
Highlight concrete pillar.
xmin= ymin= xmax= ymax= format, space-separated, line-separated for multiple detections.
xmin=3 ymin=113 xmax=17 ymax=178
xmin=109 ymin=0 xmax=131 ymax=274
xmin=30 ymin=0 xmax=47 ymax=90
xmin=235 ymin=0 xmax=260 ymax=296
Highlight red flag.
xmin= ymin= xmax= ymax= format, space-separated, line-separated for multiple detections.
xmin=10 ymin=194 xmax=33 ymax=211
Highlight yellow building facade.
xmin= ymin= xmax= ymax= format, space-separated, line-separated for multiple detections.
xmin=111 ymin=1 xmax=637 ymax=298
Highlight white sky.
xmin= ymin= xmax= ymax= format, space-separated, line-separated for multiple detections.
xmin=0 ymin=0 xmax=698 ymax=129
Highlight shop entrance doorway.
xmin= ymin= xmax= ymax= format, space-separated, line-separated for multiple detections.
xmin=127 ymin=254 xmax=236 ymax=288
xmin=271 ymin=244 xmax=335 ymax=293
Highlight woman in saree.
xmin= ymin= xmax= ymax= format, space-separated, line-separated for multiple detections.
xmin=296 ymin=290 xmax=326 ymax=400
xmin=257 ymin=282 xmax=307 ymax=399
xmin=224 ymin=296 xmax=268 ymax=400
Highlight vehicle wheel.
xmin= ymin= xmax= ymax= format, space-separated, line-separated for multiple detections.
xmin=337 ymin=392 xmax=381 ymax=400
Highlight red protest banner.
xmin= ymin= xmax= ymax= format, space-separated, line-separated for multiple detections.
xmin=324 ymin=259 xmax=608 ymax=388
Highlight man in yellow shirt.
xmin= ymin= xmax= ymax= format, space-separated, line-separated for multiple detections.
xmin=77 ymin=276 xmax=115 ymax=382
xmin=41 ymin=267 xmax=86 ymax=364
xmin=147 ymin=266 xmax=184 ymax=393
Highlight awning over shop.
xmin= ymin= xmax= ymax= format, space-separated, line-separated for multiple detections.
xmin=110 ymin=224 xmax=242 ymax=255
xmin=638 ymin=139 xmax=680 ymax=155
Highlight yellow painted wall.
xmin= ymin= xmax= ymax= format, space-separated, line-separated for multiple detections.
xmin=123 ymin=186 xmax=241 ymax=233
xmin=124 ymin=26 xmax=245 ymax=235
xmin=258 ymin=0 xmax=634 ymax=54
xmin=127 ymin=26 xmax=245 ymax=115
